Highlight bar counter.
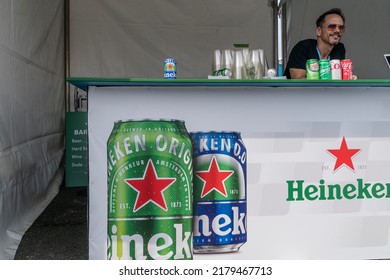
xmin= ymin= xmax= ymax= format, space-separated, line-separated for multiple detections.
xmin=68 ymin=77 xmax=390 ymax=91
xmin=67 ymin=78 xmax=390 ymax=260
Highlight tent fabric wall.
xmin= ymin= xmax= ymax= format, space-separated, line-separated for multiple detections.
xmin=285 ymin=0 xmax=390 ymax=79
xmin=0 ymin=0 xmax=65 ymax=259
xmin=69 ymin=0 xmax=274 ymax=79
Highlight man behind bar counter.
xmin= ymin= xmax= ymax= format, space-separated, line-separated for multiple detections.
xmin=284 ymin=8 xmax=357 ymax=80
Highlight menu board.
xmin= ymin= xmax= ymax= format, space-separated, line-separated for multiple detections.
xmin=65 ymin=112 xmax=88 ymax=187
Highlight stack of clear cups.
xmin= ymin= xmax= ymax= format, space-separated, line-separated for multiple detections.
xmin=211 ymin=49 xmax=222 ymax=74
xmin=250 ymin=49 xmax=265 ymax=79
xmin=232 ymin=49 xmax=247 ymax=79
xmin=221 ymin=49 xmax=233 ymax=72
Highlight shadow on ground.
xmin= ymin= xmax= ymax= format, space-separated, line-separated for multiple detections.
xmin=14 ymin=185 xmax=88 ymax=260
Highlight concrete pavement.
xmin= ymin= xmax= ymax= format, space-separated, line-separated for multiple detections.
xmin=14 ymin=185 xmax=88 ymax=260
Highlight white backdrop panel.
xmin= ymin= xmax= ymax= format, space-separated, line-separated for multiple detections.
xmin=70 ymin=0 xmax=273 ymax=79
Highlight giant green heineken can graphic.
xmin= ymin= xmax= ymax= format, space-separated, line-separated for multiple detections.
xmin=107 ymin=119 xmax=193 ymax=260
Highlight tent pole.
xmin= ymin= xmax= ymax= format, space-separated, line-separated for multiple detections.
xmin=272 ymin=0 xmax=287 ymax=76
xmin=64 ymin=0 xmax=70 ymax=112
xmin=272 ymin=0 xmax=277 ymax=71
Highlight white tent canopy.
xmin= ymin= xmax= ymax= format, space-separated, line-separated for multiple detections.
xmin=1 ymin=0 xmax=390 ymax=259
xmin=70 ymin=0 xmax=390 ymax=80
xmin=0 ymin=0 xmax=65 ymax=259
xmin=69 ymin=0 xmax=274 ymax=80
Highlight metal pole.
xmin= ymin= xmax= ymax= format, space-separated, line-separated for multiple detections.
xmin=276 ymin=0 xmax=287 ymax=77
xmin=272 ymin=0 xmax=278 ymax=71
xmin=64 ymin=0 xmax=70 ymax=112
xmin=277 ymin=2 xmax=283 ymax=76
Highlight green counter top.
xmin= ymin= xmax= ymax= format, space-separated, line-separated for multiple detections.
xmin=66 ymin=77 xmax=390 ymax=92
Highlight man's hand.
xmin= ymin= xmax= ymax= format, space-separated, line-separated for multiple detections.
xmin=289 ymin=68 xmax=306 ymax=79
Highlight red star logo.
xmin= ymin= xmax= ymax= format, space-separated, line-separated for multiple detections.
xmin=327 ymin=137 xmax=361 ymax=172
xmin=124 ymin=160 xmax=176 ymax=212
xmin=195 ymin=156 xmax=234 ymax=198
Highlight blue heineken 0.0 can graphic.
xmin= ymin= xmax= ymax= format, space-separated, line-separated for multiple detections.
xmin=190 ymin=131 xmax=247 ymax=253
xmin=164 ymin=58 xmax=177 ymax=79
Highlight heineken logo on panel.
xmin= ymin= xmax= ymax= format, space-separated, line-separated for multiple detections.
xmin=287 ymin=137 xmax=390 ymax=201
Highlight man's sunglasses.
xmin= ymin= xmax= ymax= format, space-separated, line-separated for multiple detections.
xmin=326 ymin=24 xmax=346 ymax=32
